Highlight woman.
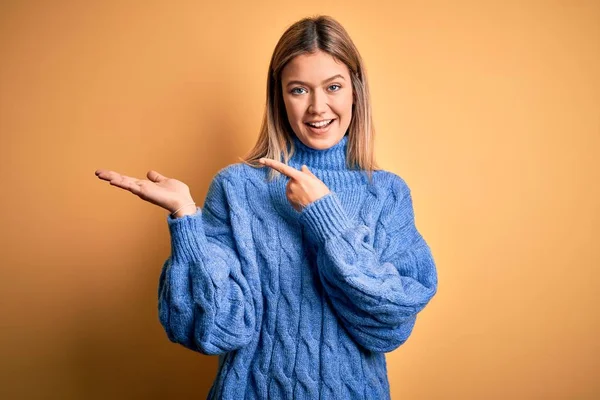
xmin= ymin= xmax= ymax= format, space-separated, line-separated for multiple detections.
xmin=95 ymin=15 xmax=438 ymax=400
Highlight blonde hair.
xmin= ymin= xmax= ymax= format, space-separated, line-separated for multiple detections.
xmin=240 ymin=15 xmax=380 ymax=182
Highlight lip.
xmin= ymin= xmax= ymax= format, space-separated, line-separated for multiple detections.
xmin=304 ymin=118 xmax=336 ymax=124
xmin=304 ymin=118 xmax=336 ymax=134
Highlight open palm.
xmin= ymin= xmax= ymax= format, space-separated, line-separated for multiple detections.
xmin=95 ymin=169 xmax=193 ymax=213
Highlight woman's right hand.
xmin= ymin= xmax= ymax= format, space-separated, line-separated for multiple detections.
xmin=94 ymin=169 xmax=196 ymax=216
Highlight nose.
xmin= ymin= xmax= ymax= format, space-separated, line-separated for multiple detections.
xmin=308 ymin=90 xmax=328 ymax=115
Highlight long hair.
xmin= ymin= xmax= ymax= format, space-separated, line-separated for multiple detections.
xmin=240 ymin=15 xmax=380 ymax=182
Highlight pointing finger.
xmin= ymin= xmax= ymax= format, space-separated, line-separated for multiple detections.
xmin=259 ymin=158 xmax=303 ymax=180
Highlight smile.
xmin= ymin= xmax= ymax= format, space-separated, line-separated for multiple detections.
xmin=305 ymin=119 xmax=335 ymax=128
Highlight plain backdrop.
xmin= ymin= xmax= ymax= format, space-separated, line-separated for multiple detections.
xmin=0 ymin=0 xmax=598 ymax=399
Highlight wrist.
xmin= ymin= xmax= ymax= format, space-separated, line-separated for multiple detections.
xmin=170 ymin=200 xmax=197 ymax=218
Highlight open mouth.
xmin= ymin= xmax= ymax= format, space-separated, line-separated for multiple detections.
xmin=304 ymin=119 xmax=335 ymax=128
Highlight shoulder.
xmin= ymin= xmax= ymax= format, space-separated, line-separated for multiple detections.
xmin=371 ymin=169 xmax=412 ymax=200
xmin=204 ymin=162 xmax=261 ymax=211
xmin=207 ymin=162 xmax=260 ymax=191
xmin=211 ymin=162 xmax=249 ymax=183
xmin=371 ymin=170 xmax=416 ymax=229
xmin=203 ymin=164 xmax=246 ymax=210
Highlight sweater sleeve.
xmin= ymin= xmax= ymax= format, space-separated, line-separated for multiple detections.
xmin=298 ymin=175 xmax=438 ymax=353
xmin=158 ymin=171 xmax=256 ymax=355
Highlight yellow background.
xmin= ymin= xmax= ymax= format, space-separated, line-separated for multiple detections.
xmin=1 ymin=1 xmax=598 ymax=398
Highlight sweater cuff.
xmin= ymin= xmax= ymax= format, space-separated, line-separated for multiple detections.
xmin=299 ymin=192 xmax=354 ymax=246
xmin=166 ymin=207 xmax=207 ymax=264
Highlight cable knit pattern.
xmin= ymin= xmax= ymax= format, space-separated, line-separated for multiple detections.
xmin=157 ymin=134 xmax=438 ymax=399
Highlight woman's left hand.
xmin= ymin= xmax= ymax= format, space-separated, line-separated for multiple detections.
xmin=259 ymin=158 xmax=330 ymax=212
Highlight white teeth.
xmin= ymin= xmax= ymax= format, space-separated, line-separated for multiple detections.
xmin=307 ymin=119 xmax=332 ymax=128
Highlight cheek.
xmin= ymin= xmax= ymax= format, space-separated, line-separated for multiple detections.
xmin=283 ymin=98 xmax=303 ymax=123
xmin=336 ymin=95 xmax=354 ymax=119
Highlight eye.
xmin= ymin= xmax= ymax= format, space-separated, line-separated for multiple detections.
xmin=328 ymin=84 xmax=341 ymax=92
xmin=290 ymin=87 xmax=307 ymax=95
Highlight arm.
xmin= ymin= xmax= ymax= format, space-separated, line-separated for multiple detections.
xmin=299 ymin=175 xmax=438 ymax=353
xmin=158 ymin=170 xmax=256 ymax=355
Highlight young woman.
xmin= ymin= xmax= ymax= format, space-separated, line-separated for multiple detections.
xmin=96 ymin=15 xmax=438 ymax=400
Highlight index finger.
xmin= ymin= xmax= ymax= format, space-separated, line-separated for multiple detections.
xmin=96 ymin=169 xmax=143 ymax=191
xmin=259 ymin=158 xmax=303 ymax=180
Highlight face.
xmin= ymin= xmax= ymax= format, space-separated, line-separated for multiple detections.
xmin=281 ymin=50 xmax=353 ymax=150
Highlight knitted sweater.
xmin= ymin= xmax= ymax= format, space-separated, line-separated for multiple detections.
xmin=158 ymin=134 xmax=438 ymax=399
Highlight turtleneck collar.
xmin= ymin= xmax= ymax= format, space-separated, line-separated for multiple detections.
xmin=288 ymin=134 xmax=349 ymax=171
xmin=269 ymin=133 xmax=370 ymax=223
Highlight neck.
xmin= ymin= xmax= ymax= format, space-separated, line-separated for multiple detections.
xmin=288 ymin=134 xmax=349 ymax=171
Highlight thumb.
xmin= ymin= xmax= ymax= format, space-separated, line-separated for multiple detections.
xmin=147 ymin=170 xmax=167 ymax=183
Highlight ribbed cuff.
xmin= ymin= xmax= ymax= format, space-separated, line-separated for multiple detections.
xmin=299 ymin=192 xmax=353 ymax=246
xmin=166 ymin=207 xmax=208 ymax=264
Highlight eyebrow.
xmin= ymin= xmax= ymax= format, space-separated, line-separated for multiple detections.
xmin=285 ymin=74 xmax=346 ymax=87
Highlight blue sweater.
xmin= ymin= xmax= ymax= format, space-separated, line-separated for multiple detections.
xmin=158 ymin=134 xmax=438 ymax=399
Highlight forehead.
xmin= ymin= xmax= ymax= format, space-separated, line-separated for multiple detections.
xmin=282 ymin=51 xmax=350 ymax=81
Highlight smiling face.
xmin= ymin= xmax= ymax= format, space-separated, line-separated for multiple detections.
xmin=281 ymin=50 xmax=354 ymax=150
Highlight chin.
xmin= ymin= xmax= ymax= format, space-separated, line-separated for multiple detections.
xmin=303 ymin=135 xmax=337 ymax=150
xmin=300 ymin=130 xmax=342 ymax=147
